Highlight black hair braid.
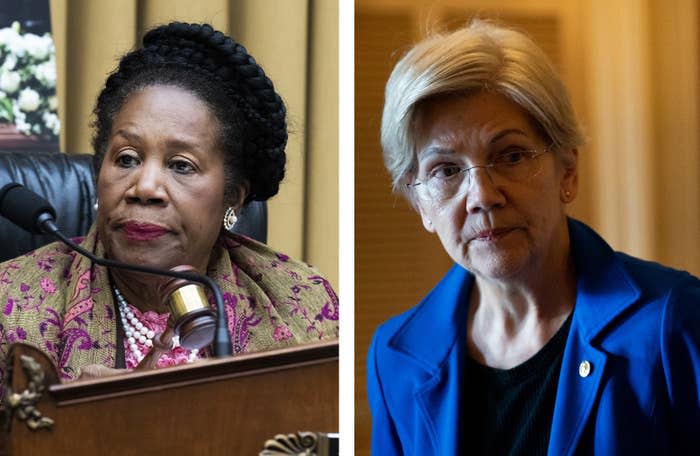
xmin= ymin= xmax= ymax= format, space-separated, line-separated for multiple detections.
xmin=143 ymin=23 xmax=287 ymax=201
xmin=91 ymin=21 xmax=287 ymax=202
xmin=148 ymin=24 xmax=288 ymax=139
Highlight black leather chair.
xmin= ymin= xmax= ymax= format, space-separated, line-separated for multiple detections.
xmin=0 ymin=151 xmax=267 ymax=262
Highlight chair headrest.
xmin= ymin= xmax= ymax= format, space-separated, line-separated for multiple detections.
xmin=0 ymin=151 xmax=96 ymax=262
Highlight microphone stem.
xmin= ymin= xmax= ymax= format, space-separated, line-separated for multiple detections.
xmin=43 ymin=219 xmax=232 ymax=357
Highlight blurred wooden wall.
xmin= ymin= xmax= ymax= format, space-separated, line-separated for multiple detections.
xmin=355 ymin=0 xmax=699 ymax=453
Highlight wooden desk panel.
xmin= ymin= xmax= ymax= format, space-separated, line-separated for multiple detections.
xmin=3 ymin=342 xmax=338 ymax=455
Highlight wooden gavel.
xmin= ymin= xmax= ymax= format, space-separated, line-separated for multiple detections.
xmin=158 ymin=265 xmax=217 ymax=350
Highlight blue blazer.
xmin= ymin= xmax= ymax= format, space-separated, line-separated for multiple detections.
xmin=367 ymin=219 xmax=700 ymax=455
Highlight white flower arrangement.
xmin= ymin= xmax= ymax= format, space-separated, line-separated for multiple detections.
xmin=0 ymin=21 xmax=59 ymax=140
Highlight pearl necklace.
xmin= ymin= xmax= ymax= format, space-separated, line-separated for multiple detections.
xmin=114 ymin=285 xmax=199 ymax=364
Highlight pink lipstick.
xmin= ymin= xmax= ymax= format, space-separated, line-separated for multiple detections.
xmin=121 ymin=221 xmax=170 ymax=241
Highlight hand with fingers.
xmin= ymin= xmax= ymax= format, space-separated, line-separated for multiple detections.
xmin=79 ymin=327 xmax=177 ymax=379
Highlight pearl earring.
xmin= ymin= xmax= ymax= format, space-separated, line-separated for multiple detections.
xmin=93 ymin=199 xmax=99 ymax=211
xmin=223 ymin=207 xmax=238 ymax=231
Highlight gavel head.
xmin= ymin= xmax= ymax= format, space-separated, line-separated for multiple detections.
xmin=159 ymin=265 xmax=216 ymax=350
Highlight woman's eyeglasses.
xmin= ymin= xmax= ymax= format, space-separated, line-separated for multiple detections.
xmin=407 ymin=149 xmax=549 ymax=203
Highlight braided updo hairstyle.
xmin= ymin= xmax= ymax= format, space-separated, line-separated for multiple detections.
xmin=91 ymin=22 xmax=287 ymax=204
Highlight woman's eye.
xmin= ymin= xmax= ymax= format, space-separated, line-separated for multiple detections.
xmin=116 ymin=153 xmax=140 ymax=168
xmin=495 ymin=149 xmax=528 ymax=165
xmin=430 ymin=165 xmax=462 ymax=179
xmin=170 ymin=159 xmax=196 ymax=174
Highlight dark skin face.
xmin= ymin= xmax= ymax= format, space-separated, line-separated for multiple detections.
xmin=96 ymin=84 xmax=232 ymax=311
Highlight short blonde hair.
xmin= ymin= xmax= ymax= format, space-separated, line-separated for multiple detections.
xmin=381 ymin=20 xmax=585 ymax=195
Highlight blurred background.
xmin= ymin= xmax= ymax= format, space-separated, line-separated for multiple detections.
xmin=46 ymin=0 xmax=338 ymax=289
xmin=355 ymin=0 xmax=699 ymax=452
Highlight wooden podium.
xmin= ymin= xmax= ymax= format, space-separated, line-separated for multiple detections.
xmin=0 ymin=341 xmax=338 ymax=455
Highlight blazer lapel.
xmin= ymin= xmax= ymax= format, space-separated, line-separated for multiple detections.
xmin=548 ymin=220 xmax=641 ymax=455
xmin=389 ymin=265 xmax=472 ymax=455
xmin=414 ymin=337 xmax=469 ymax=455
xmin=547 ymin=314 xmax=608 ymax=455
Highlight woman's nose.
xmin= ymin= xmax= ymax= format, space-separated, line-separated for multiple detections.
xmin=465 ymin=167 xmax=506 ymax=213
xmin=126 ymin=161 xmax=168 ymax=205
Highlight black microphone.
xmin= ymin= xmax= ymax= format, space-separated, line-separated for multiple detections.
xmin=0 ymin=183 xmax=232 ymax=357
xmin=0 ymin=183 xmax=57 ymax=234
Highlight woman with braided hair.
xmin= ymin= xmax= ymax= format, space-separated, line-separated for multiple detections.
xmin=0 ymin=22 xmax=338 ymax=391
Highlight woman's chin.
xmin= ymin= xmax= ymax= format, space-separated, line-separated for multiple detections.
xmin=460 ymin=247 xmax=534 ymax=282
xmin=107 ymin=248 xmax=181 ymax=272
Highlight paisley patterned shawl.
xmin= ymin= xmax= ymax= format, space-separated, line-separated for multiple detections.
xmin=0 ymin=225 xmax=338 ymax=400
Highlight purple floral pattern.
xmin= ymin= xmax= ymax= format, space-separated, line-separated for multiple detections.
xmin=273 ymin=324 xmax=293 ymax=342
xmin=0 ymin=227 xmax=338 ymax=401
xmin=222 ymin=291 xmax=263 ymax=354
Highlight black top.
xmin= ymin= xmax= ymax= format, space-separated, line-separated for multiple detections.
xmin=463 ymin=314 xmax=573 ymax=455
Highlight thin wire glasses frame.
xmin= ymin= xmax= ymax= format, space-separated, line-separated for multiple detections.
xmin=406 ymin=148 xmax=551 ymax=203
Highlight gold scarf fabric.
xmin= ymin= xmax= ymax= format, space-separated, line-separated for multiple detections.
xmin=0 ymin=225 xmax=338 ymax=397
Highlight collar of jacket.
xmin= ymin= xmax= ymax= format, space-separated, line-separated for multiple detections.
xmin=386 ymin=218 xmax=642 ymax=455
